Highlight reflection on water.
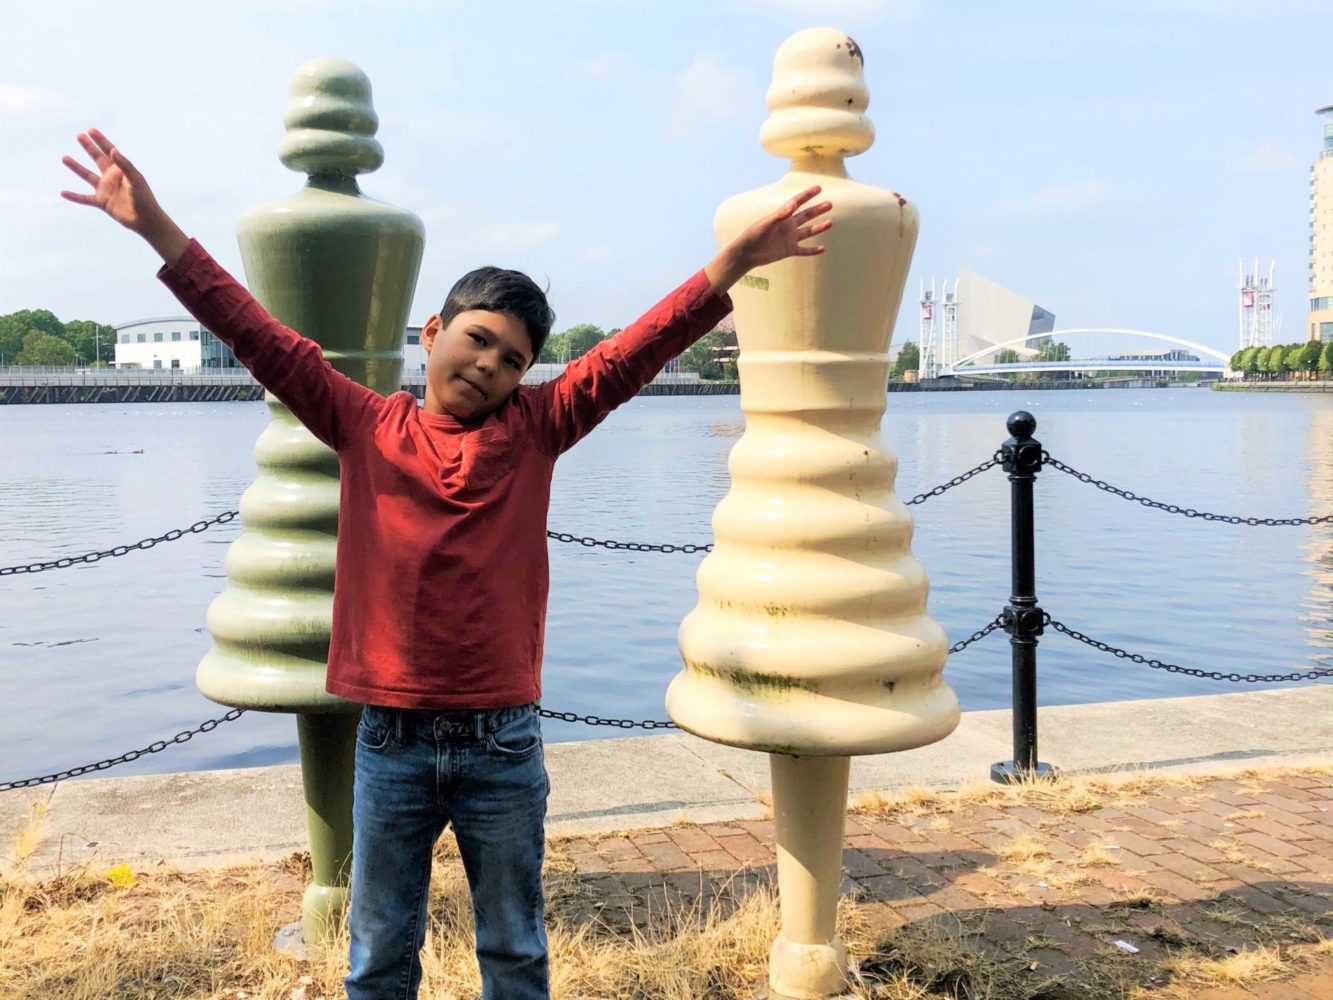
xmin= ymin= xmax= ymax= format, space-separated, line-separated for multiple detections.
xmin=1302 ymin=409 xmax=1333 ymax=661
xmin=1 ymin=388 xmax=1331 ymax=781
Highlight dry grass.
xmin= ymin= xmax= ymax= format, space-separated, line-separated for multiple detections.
xmin=1159 ymin=944 xmax=1286 ymax=985
xmin=6 ymin=763 xmax=1331 ymax=999
xmin=1208 ymin=839 xmax=1276 ymax=873
xmin=1074 ymin=844 xmax=1120 ymax=868
xmin=999 ymin=835 xmax=1050 ymax=864
xmin=1 ymin=846 xmax=784 ymax=1000
xmin=848 ymin=762 xmax=1333 ymax=826
xmin=0 ymin=852 xmax=1054 ymax=1000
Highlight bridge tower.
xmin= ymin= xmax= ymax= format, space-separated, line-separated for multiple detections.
xmin=918 ymin=279 xmax=938 ymax=379
xmin=940 ymin=279 xmax=960 ymax=373
xmin=1239 ymin=259 xmax=1276 ymax=350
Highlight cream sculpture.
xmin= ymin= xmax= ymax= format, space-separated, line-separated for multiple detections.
xmin=668 ymin=28 xmax=959 ymax=999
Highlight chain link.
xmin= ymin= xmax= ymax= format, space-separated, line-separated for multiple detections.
xmin=949 ymin=614 xmax=1007 ymax=654
xmin=905 ymin=454 xmax=1003 ymax=506
xmin=1045 ymin=615 xmax=1333 ymax=684
xmin=0 ymin=709 xmax=247 ymax=792
xmin=545 ymin=531 xmax=712 ymax=555
xmin=1044 ymin=455 xmax=1333 ymax=527
xmin=537 ymin=709 xmax=680 ymax=730
xmin=0 ymin=510 xmax=240 ymax=577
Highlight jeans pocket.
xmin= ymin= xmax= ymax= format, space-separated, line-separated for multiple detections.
xmin=486 ymin=711 xmax=541 ymax=759
xmin=356 ymin=707 xmax=392 ymax=751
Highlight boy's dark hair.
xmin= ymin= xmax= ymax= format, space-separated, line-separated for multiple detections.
xmin=440 ymin=266 xmax=555 ymax=364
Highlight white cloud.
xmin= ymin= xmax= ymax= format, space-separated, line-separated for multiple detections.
xmin=0 ymin=84 xmax=76 ymax=123
xmin=995 ymin=180 xmax=1110 ymax=216
xmin=580 ymin=244 xmax=614 ymax=263
xmin=1237 ymin=142 xmax=1304 ymax=173
xmin=662 ymin=53 xmax=757 ymax=144
xmin=574 ymin=51 xmax=634 ymax=82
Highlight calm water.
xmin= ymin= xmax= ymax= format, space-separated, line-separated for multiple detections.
xmin=2 ymin=388 xmax=1331 ymax=781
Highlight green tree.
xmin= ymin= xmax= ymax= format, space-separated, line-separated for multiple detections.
xmin=1262 ymin=345 xmax=1284 ymax=378
xmin=1283 ymin=344 xmax=1305 ymax=380
xmin=1036 ymin=340 xmax=1071 ymax=362
xmin=1296 ymin=340 xmax=1323 ymax=380
xmin=538 ymin=331 xmax=566 ymax=364
xmin=0 ymin=309 xmax=64 ymax=364
xmin=678 ymin=329 xmax=737 ymax=380
xmin=17 ymin=330 xmax=76 ymax=366
xmin=995 ymin=348 xmax=1021 ymax=364
xmin=64 ymin=319 xmax=118 ymax=366
xmin=891 ymin=341 xmax=920 ymax=379
xmin=1321 ymin=341 xmax=1333 ymax=379
xmin=1238 ymin=346 xmax=1261 ymax=377
xmin=561 ymin=323 xmax=606 ymax=360
xmin=1230 ymin=349 xmax=1246 ymax=371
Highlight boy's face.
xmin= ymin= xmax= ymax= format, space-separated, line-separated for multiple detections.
xmin=421 ymin=309 xmax=533 ymax=419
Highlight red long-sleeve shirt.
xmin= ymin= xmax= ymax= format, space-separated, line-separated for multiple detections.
xmin=160 ymin=240 xmax=731 ymax=708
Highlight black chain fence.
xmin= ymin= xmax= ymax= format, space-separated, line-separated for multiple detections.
xmin=1044 ymin=454 xmax=1333 ymax=527
xmin=0 ymin=510 xmax=239 ymax=577
xmin=905 ymin=455 xmax=1001 ymax=506
xmin=0 ymin=709 xmax=246 ymax=792
xmin=1045 ymin=615 xmax=1333 ymax=684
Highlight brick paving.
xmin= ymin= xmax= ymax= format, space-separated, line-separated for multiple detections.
xmin=552 ymin=769 xmax=1333 ymax=998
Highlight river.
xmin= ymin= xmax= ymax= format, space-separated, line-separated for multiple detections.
xmin=2 ymin=387 xmax=1330 ymax=781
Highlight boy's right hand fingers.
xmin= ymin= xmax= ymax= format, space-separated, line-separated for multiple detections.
xmin=76 ymin=132 xmax=105 ymax=162
xmin=87 ymin=128 xmax=116 ymax=156
xmin=62 ymin=155 xmax=99 ymax=188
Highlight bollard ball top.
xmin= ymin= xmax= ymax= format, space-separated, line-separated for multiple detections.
xmin=1007 ymin=411 xmax=1037 ymax=438
xmin=278 ymin=57 xmax=385 ymax=177
xmin=760 ymin=27 xmax=874 ymax=161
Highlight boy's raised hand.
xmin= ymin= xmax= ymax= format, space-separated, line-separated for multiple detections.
xmin=705 ymin=185 xmax=833 ymax=294
xmin=61 ymin=129 xmax=189 ymax=266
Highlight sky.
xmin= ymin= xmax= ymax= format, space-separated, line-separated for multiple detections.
xmin=4 ymin=0 xmax=1331 ymax=357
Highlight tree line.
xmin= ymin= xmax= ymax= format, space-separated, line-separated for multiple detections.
xmin=1229 ymin=342 xmax=1333 ymax=380
xmin=0 ymin=311 xmax=744 ymax=380
xmin=0 ymin=309 xmax=118 ymax=367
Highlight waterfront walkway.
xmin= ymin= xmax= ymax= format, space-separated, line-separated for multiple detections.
xmin=3 ymin=685 xmax=1330 ymax=997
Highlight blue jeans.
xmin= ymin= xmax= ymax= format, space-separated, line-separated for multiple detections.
xmin=345 ymin=703 xmax=550 ymax=1000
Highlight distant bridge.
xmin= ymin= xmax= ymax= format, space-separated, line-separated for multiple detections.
xmin=947 ymin=328 xmax=1233 ymax=378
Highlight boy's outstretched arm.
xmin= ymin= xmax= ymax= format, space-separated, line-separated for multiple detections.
xmin=538 ymin=186 xmax=833 ymax=453
xmin=62 ymin=130 xmax=381 ymax=450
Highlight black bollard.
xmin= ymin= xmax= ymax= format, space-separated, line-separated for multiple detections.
xmin=991 ymin=411 xmax=1057 ymax=784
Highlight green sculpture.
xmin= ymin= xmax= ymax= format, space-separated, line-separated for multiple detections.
xmin=197 ymin=57 xmax=424 ymax=946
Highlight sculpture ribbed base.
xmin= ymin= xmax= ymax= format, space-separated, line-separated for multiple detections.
xmin=666 ymin=671 xmax=959 ymax=756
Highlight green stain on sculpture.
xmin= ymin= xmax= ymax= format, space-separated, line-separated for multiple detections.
xmin=196 ymin=57 xmax=424 ymax=712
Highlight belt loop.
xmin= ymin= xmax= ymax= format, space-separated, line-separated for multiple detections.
xmin=394 ymin=709 xmax=405 ymax=744
xmin=475 ymin=711 xmax=486 ymax=741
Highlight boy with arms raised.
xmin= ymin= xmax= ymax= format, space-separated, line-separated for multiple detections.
xmin=62 ymin=128 xmax=832 ymax=999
